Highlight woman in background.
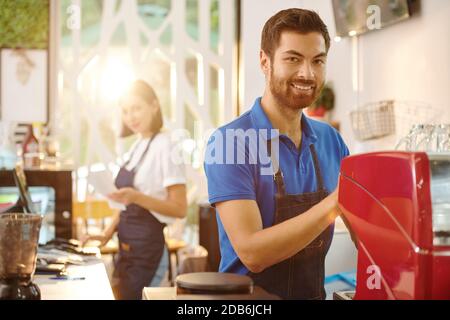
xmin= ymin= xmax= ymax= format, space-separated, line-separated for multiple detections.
xmin=84 ymin=80 xmax=187 ymax=300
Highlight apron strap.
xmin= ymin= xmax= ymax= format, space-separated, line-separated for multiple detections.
xmin=124 ymin=134 xmax=157 ymax=173
xmin=267 ymin=140 xmax=326 ymax=196
xmin=309 ymin=144 xmax=326 ymax=191
xmin=267 ymin=139 xmax=286 ymax=197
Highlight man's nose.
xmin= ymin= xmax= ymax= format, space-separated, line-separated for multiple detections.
xmin=297 ymin=62 xmax=315 ymax=80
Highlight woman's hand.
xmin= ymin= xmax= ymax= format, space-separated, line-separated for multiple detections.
xmin=80 ymin=211 xmax=120 ymax=248
xmin=108 ymin=187 xmax=140 ymax=206
xmin=80 ymin=233 xmax=109 ymax=247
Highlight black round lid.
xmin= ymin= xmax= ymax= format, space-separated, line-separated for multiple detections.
xmin=176 ymin=272 xmax=253 ymax=294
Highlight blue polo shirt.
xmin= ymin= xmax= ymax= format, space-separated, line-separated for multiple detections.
xmin=204 ymin=97 xmax=349 ymax=275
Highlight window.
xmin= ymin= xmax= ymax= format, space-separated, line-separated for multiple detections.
xmin=55 ymin=0 xmax=239 ymax=209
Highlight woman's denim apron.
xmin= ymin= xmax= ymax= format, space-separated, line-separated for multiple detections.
xmin=113 ymin=136 xmax=166 ymax=300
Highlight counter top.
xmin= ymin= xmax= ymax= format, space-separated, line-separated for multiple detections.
xmin=34 ymin=260 xmax=114 ymax=300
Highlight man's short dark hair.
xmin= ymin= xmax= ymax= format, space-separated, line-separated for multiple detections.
xmin=261 ymin=8 xmax=331 ymax=59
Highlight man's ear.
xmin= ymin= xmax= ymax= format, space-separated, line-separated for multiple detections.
xmin=260 ymin=50 xmax=270 ymax=76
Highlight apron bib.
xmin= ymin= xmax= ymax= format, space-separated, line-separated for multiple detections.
xmin=249 ymin=142 xmax=333 ymax=300
xmin=113 ymin=135 xmax=166 ymax=300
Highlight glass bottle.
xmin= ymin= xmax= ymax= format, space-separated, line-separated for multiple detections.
xmin=22 ymin=124 xmax=40 ymax=168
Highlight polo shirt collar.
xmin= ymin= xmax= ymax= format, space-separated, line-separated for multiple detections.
xmin=250 ymin=97 xmax=318 ymax=143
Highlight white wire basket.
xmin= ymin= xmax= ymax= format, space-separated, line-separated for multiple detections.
xmin=350 ymin=100 xmax=396 ymax=141
xmin=350 ymin=100 xmax=441 ymax=142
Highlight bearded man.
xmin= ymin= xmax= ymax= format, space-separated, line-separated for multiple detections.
xmin=204 ymin=8 xmax=349 ymax=300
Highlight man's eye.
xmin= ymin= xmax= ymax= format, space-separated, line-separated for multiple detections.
xmin=287 ymin=57 xmax=299 ymax=63
xmin=314 ymin=60 xmax=325 ymax=65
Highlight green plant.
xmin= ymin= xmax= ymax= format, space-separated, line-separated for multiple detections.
xmin=0 ymin=0 xmax=49 ymax=49
xmin=312 ymin=84 xmax=335 ymax=111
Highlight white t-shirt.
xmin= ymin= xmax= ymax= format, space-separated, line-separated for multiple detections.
xmin=123 ymin=132 xmax=186 ymax=224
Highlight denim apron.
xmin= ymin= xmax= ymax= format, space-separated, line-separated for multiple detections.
xmin=249 ymin=142 xmax=333 ymax=300
xmin=113 ymin=135 xmax=166 ymax=300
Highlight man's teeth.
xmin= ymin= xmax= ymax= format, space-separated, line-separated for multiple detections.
xmin=292 ymin=84 xmax=313 ymax=90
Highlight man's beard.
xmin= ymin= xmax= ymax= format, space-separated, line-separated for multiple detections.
xmin=269 ymin=68 xmax=323 ymax=111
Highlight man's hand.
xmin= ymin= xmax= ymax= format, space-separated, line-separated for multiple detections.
xmin=322 ymin=187 xmax=342 ymax=221
xmin=108 ymin=187 xmax=140 ymax=206
xmin=328 ymin=185 xmax=358 ymax=248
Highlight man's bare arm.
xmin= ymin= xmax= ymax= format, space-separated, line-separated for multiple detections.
xmin=216 ymin=190 xmax=340 ymax=273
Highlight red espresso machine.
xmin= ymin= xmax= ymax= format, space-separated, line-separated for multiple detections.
xmin=338 ymin=151 xmax=450 ymax=299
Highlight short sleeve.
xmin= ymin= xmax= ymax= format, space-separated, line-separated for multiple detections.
xmin=160 ymin=137 xmax=186 ymax=188
xmin=330 ymin=126 xmax=350 ymax=160
xmin=204 ymin=130 xmax=256 ymax=206
xmin=337 ymin=131 xmax=350 ymax=159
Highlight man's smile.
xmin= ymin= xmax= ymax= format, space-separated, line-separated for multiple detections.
xmin=290 ymin=82 xmax=315 ymax=95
